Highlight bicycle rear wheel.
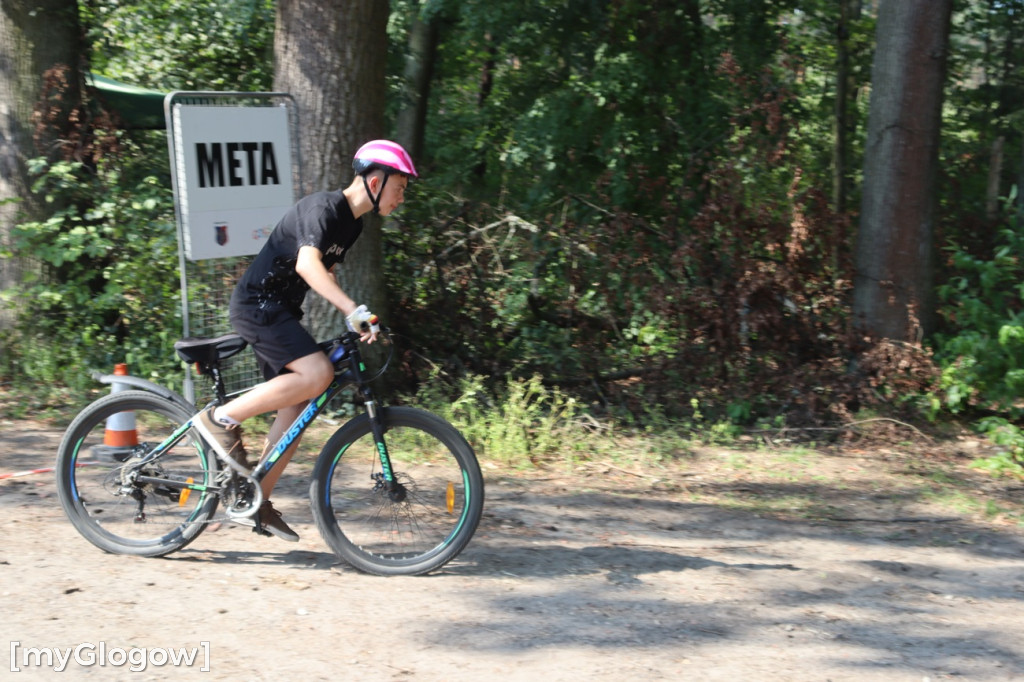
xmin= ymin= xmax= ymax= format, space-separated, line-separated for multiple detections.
xmin=55 ymin=390 xmax=219 ymax=557
xmin=310 ymin=406 xmax=484 ymax=576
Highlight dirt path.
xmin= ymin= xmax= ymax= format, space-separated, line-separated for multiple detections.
xmin=1 ymin=419 xmax=1023 ymax=681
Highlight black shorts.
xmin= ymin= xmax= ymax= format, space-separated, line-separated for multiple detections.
xmin=229 ymin=306 xmax=322 ymax=381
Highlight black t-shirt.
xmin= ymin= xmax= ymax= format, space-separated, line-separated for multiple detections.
xmin=231 ymin=189 xmax=363 ymax=318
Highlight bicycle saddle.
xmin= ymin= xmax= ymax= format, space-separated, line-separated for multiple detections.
xmin=174 ymin=334 xmax=249 ymax=366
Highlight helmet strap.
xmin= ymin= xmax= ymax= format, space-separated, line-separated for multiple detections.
xmin=362 ymin=172 xmax=390 ymax=214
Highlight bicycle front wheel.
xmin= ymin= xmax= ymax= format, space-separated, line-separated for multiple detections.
xmin=310 ymin=406 xmax=485 ymax=576
xmin=55 ymin=390 xmax=219 ymax=557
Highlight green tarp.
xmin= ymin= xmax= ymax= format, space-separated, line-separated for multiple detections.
xmin=88 ymin=73 xmax=166 ymax=130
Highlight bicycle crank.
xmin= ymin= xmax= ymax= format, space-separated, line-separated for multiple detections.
xmin=222 ymin=473 xmax=264 ymax=520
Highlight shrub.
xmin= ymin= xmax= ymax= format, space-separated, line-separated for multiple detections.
xmin=4 ymin=156 xmax=181 ymax=395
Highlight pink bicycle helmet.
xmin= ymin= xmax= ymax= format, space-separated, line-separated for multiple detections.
xmin=352 ymin=140 xmax=418 ymax=178
xmin=352 ymin=140 xmax=417 ymax=214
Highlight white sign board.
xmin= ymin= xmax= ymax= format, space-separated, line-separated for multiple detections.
xmin=171 ymin=105 xmax=294 ymax=260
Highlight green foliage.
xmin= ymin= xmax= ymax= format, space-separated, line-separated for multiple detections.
xmin=82 ymin=0 xmax=275 ymax=91
xmin=389 ymin=42 xmax=865 ymax=429
xmin=934 ymin=214 xmax=1024 ymax=417
xmin=5 ymin=0 xmax=1024 ymax=467
xmin=2 ymin=0 xmax=278 ymax=404
xmin=932 ymin=198 xmax=1024 ymax=471
xmin=410 ymin=372 xmax=583 ymax=468
xmin=971 ymin=417 xmax=1024 ymax=477
xmin=379 ymin=1 xmax=935 ymax=442
xmin=929 ymin=1 xmax=1024 ymax=472
xmin=5 ymin=155 xmax=182 ymax=392
xmin=942 ymin=2 xmax=1024 ymax=226
xmin=417 ymin=0 xmax=809 ymax=213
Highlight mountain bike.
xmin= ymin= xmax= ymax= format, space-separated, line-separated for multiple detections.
xmin=54 ymin=330 xmax=485 ymax=576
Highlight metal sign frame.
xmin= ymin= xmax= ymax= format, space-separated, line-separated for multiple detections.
xmin=164 ymin=92 xmax=302 ymax=403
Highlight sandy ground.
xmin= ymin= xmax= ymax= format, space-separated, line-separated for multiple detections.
xmin=1 ymin=419 xmax=1024 ymax=681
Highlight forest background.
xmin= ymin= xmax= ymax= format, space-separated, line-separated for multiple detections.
xmin=1 ymin=0 xmax=1024 ymax=477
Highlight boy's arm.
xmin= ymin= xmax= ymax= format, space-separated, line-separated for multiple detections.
xmin=295 ymin=245 xmax=378 ymax=343
xmin=295 ymin=245 xmax=357 ymax=316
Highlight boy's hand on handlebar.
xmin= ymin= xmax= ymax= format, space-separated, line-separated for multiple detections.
xmin=360 ymin=321 xmax=379 ymax=344
xmin=346 ymin=304 xmax=381 ymax=344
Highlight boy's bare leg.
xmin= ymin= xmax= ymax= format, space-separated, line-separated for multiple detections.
xmin=257 ymin=402 xmax=306 ymax=498
xmin=223 ymin=352 xmax=333 ymax=423
xmin=204 ymin=352 xmax=330 ymax=542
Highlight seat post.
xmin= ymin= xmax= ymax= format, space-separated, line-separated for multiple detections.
xmin=207 ymin=363 xmax=228 ymax=405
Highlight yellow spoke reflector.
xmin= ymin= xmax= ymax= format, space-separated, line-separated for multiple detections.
xmin=179 ymin=477 xmax=194 ymax=506
xmin=446 ymin=481 xmax=455 ymax=513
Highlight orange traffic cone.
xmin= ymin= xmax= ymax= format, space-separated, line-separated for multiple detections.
xmin=93 ymin=363 xmax=138 ymax=462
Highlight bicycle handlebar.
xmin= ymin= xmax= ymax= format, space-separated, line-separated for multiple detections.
xmin=321 ymin=327 xmax=393 ymax=377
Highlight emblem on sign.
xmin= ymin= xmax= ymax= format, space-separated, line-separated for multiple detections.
xmin=214 ymin=222 xmax=228 ymax=246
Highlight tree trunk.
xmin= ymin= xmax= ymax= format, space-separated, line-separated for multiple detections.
xmin=832 ymin=0 xmax=862 ymax=215
xmin=274 ymin=0 xmax=390 ymax=343
xmin=396 ymin=5 xmax=440 ymax=162
xmin=472 ymin=33 xmax=496 ymax=180
xmin=985 ymin=135 xmax=1005 ymax=220
xmin=0 ymin=0 xmax=82 ymax=331
xmin=852 ymin=0 xmax=952 ymax=342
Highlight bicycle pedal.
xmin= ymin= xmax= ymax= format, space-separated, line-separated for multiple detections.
xmin=228 ymin=514 xmax=272 ymax=537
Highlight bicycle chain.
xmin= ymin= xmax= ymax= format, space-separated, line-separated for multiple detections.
xmin=107 ymin=462 xmax=263 ymax=527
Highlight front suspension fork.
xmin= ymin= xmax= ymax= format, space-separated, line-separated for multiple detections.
xmin=363 ymin=398 xmax=397 ymax=491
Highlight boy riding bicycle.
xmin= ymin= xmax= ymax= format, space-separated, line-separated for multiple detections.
xmin=193 ymin=140 xmax=417 ymax=542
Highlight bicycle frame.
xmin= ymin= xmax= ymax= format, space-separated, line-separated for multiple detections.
xmin=255 ymin=334 xmax=396 ymax=490
xmin=132 ymin=332 xmax=398 ymax=498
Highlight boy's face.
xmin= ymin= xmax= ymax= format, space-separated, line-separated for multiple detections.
xmin=376 ymin=174 xmax=408 ymax=216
